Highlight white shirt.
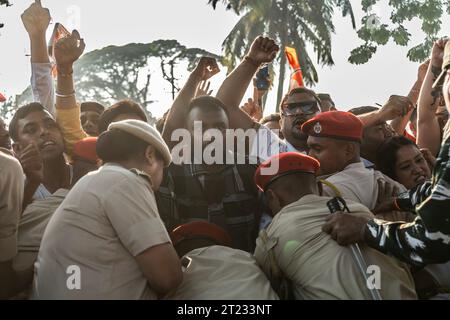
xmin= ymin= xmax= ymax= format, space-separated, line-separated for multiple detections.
xmin=250 ymin=125 xmax=304 ymax=161
xmin=31 ymin=63 xmax=55 ymax=116
xmin=321 ymin=162 xmax=406 ymax=210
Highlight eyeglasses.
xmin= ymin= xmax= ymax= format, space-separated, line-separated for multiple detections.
xmin=282 ymin=101 xmax=320 ymax=116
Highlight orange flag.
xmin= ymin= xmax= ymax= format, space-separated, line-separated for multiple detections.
xmin=0 ymin=92 xmax=6 ymax=103
xmin=48 ymin=23 xmax=71 ymax=77
xmin=285 ymin=46 xmax=304 ymax=89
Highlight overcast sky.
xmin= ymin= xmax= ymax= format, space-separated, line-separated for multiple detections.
xmin=0 ymin=0 xmax=449 ymax=118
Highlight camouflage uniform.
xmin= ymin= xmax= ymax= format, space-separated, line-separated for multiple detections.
xmin=395 ymin=181 xmax=433 ymax=212
xmin=364 ymin=133 xmax=450 ymax=266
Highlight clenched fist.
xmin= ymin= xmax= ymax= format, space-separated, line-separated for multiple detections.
xmin=21 ymin=0 xmax=51 ymax=37
xmin=246 ymin=36 xmax=279 ymax=65
xmin=379 ymin=95 xmax=414 ymax=122
xmin=54 ymin=29 xmax=86 ymax=71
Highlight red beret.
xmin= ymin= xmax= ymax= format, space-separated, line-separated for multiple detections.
xmin=73 ymin=137 xmax=98 ymax=164
xmin=170 ymin=221 xmax=232 ymax=247
xmin=301 ymin=111 xmax=363 ymax=142
xmin=254 ymin=152 xmax=320 ymax=191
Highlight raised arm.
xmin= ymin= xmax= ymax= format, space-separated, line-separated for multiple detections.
xmin=53 ymin=30 xmax=88 ymax=156
xmin=162 ymin=57 xmax=219 ymax=148
xmin=416 ymin=39 xmax=447 ymax=156
xmin=21 ymin=0 xmax=55 ymax=115
xmin=357 ymin=95 xmax=413 ymax=128
xmin=390 ymin=60 xmax=429 ymax=135
xmin=216 ymin=36 xmax=279 ymax=130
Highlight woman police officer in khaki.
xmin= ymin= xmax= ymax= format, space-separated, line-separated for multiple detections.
xmin=32 ymin=119 xmax=182 ymax=299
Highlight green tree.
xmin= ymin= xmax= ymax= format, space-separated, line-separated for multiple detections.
xmin=1 ymin=40 xmax=220 ymax=122
xmin=208 ymin=0 xmax=356 ymax=109
xmin=74 ymin=40 xmax=220 ymax=112
xmin=351 ymin=0 xmax=450 ymax=64
xmin=211 ymin=0 xmax=450 ymax=67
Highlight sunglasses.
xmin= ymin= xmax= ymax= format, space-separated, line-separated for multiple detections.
xmin=282 ymin=101 xmax=320 ymax=116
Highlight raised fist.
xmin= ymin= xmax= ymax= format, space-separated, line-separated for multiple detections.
xmin=247 ymin=36 xmax=279 ymax=65
xmin=54 ymin=29 xmax=86 ymax=69
xmin=21 ymin=0 xmax=51 ymax=37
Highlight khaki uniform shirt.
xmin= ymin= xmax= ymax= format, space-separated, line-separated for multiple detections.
xmin=167 ymin=246 xmax=279 ymax=300
xmin=254 ymin=194 xmax=417 ymax=300
xmin=0 ymin=153 xmax=24 ymax=262
xmin=321 ymin=162 xmax=406 ymax=210
xmin=32 ymin=163 xmax=171 ymax=300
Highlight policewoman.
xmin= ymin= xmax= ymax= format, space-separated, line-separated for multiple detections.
xmin=32 ymin=120 xmax=182 ymax=299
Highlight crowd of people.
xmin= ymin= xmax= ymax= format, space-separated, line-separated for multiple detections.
xmin=1 ymin=1 xmax=449 ymax=300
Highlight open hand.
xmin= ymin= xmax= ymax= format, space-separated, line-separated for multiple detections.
xmin=192 ymin=57 xmax=220 ymax=82
xmin=195 ymin=80 xmax=213 ymax=97
xmin=241 ymin=98 xmax=263 ymax=122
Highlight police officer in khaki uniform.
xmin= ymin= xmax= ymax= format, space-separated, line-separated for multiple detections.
xmin=32 ymin=120 xmax=182 ymax=299
xmin=253 ymin=152 xmax=417 ymax=300
xmin=165 ymin=221 xmax=279 ymax=300
xmin=301 ymin=111 xmax=406 ymax=210
xmin=0 ymin=151 xmax=30 ymax=299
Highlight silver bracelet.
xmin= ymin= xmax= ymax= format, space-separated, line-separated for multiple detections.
xmin=55 ymin=91 xmax=76 ymax=98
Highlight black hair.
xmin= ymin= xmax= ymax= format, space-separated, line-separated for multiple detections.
xmin=9 ymin=102 xmax=48 ymax=142
xmin=187 ymin=96 xmax=230 ymax=119
xmin=376 ymin=136 xmax=418 ymax=181
xmin=96 ymin=129 xmax=150 ymax=163
xmin=260 ymin=113 xmax=281 ymax=125
xmin=279 ymin=87 xmax=323 ymax=113
xmin=318 ymin=93 xmax=335 ymax=107
xmin=80 ymin=101 xmax=106 ymax=115
xmin=348 ymin=106 xmax=379 ymax=116
xmin=97 ymin=100 xmax=148 ymax=134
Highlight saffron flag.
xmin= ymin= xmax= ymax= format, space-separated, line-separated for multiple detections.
xmin=48 ymin=23 xmax=71 ymax=77
xmin=285 ymin=46 xmax=304 ymax=89
xmin=0 ymin=92 xmax=6 ymax=103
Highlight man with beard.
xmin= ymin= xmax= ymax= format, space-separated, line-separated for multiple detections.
xmin=159 ymin=36 xmax=279 ymax=252
xmin=8 ymin=102 xmax=72 ymax=207
xmin=278 ymin=87 xmax=322 ymax=153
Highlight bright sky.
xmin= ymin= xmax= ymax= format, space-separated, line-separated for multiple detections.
xmin=1 ymin=0 xmax=449 ymax=118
